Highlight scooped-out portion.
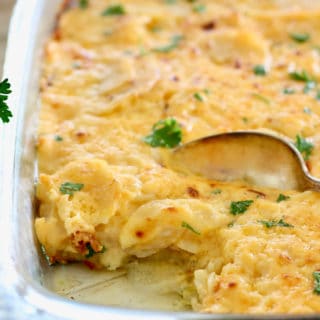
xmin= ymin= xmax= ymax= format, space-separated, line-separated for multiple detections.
xmin=37 ymin=0 xmax=320 ymax=313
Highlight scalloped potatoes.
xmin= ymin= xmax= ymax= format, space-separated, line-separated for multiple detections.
xmin=37 ymin=0 xmax=320 ymax=313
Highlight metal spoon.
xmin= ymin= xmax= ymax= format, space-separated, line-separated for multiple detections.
xmin=167 ymin=131 xmax=320 ymax=191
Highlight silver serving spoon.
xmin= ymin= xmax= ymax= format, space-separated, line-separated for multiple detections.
xmin=167 ymin=131 xmax=320 ymax=191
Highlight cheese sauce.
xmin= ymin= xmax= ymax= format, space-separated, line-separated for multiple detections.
xmin=37 ymin=0 xmax=320 ymax=313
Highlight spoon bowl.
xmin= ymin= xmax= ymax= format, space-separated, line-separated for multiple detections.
xmin=168 ymin=131 xmax=320 ymax=191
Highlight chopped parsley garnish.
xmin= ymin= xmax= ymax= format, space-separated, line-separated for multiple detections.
xmin=212 ymin=189 xmax=222 ymax=194
xmin=227 ymin=221 xmax=235 ymax=228
xmin=79 ymin=0 xmax=88 ymax=9
xmin=181 ymin=221 xmax=201 ymax=235
xmin=277 ymin=193 xmax=290 ymax=202
xmin=153 ymin=35 xmax=184 ymax=53
xmin=316 ymin=90 xmax=320 ymax=101
xmin=283 ymin=88 xmax=295 ymax=95
xmin=230 ymin=200 xmax=254 ymax=215
xmin=165 ymin=0 xmax=177 ymax=3
xmin=290 ymin=33 xmax=310 ymax=43
xmin=289 ymin=71 xmax=317 ymax=96
xmin=193 ymin=4 xmax=206 ymax=13
xmin=60 ymin=182 xmax=84 ymax=196
xmin=242 ymin=117 xmax=248 ymax=123
xmin=102 ymin=4 xmax=126 ymax=16
xmin=252 ymin=93 xmax=270 ymax=105
xmin=313 ymin=271 xmax=320 ymax=295
xmin=295 ymin=134 xmax=314 ymax=160
xmin=85 ymin=243 xmax=106 ymax=259
xmin=54 ymin=135 xmax=63 ymax=142
xmin=258 ymin=218 xmax=293 ymax=228
xmin=0 ymin=78 xmax=13 ymax=124
xmin=253 ymin=65 xmax=266 ymax=76
xmin=289 ymin=70 xmax=313 ymax=82
xmin=303 ymin=107 xmax=312 ymax=115
xmin=143 ymin=118 xmax=182 ymax=148
xmin=194 ymin=92 xmax=204 ymax=102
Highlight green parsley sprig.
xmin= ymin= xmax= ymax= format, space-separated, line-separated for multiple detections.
xmin=253 ymin=65 xmax=266 ymax=76
xmin=85 ymin=243 xmax=106 ymax=258
xmin=102 ymin=4 xmax=126 ymax=16
xmin=230 ymin=200 xmax=254 ymax=215
xmin=194 ymin=92 xmax=204 ymax=102
xmin=60 ymin=182 xmax=84 ymax=196
xmin=79 ymin=0 xmax=88 ymax=9
xmin=295 ymin=134 xmax=314 ymax=160
xmin=181 ymin=221 xmax=200 ymax=235
xmin=313 ymin=271 xmax=320 ymax=295
xmin=289 ymin=70 xmax=314 ymax=83
xmin=143 ymin=118 xmax=182 ymax=148
xmin=290 ymin=33 xmax=310 ymax=43
xmin=0 ymin=78 xmax=13 ymax=124
xmin=283 ymin=88 xmax=295 ymax=95
xmin=258 ymin=218 xmax=293 ymax=228
xmin=276 ymin=193 xmax=290 ymax=202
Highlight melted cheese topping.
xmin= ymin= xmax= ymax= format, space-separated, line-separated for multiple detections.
xmin=36 ymin=0 xmax=320 ymax=313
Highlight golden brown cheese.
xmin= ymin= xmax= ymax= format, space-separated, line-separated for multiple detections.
xmin=37 ymin=0 xmax=320 ymax=313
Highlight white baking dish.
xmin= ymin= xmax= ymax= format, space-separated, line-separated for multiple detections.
xmin=1 ymin=0 xmax=320 ymax=319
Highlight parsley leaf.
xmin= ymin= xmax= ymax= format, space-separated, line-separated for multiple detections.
xmin=295 ymin=134 xmax=314 ymax=160
xmin=194 ymin=92 xmax=204 ymax=102
xmin=316 ymin=90 xmax=320 ymax=101
xmin=102 ymin=4 xmax=126 ymax=16
xmin=283 ymin=88 xmax=295 ymax=95
xmin=289 ymin=70 xmax=314 ymax=82
xmin=79 ymin=0 xmax=88 ymax=9
xmin=290 ymin=33 xmax=310 ymax=43
xmin=54 ymin=135 xmax=63 ymax=142
xmin=277 ymin=193 xmax=290 ymax=202
xmin=258 ymin=219 xmax=293 ymax=228
xmin=153 ymin=35 xmax=183 ymax=53
xmin=193 ymin=4 xmax=206 ymax=13
xmin=0 ymin=79 xmax=13 ymax=124
xmin=143 ymin=118 xmax=182 ymax=148
xmin=313 ymin=271 xmax=320 ymax=295
xmin=181 ymin=221 xmax=201 ymax=235
xmin=253 ymin=65 xmax=266 ymax=76
xmin=230 ymin=200 xmax=254 ymax=215
xmin=85 ymin=243 xmax=106 ymax=259
xmin=212 ymin=189 xmax=222 ymax=195
xmin=60 ymin=182 xmax=84 ymax=196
